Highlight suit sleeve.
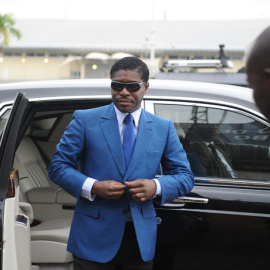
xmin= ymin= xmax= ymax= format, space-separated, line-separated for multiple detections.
xmin=48 ymin=110 xmax=88 ymax=199
xmin=157 ymin=121 xmax=194 ymax=205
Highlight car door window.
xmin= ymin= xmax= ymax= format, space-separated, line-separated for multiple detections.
xmin=154 ymin=103 xmax=270 ymax=181
xmin=0 ymin=108 xmax=11 ymax=136
xmin=30 ymin=117 xmax=58 ymax=139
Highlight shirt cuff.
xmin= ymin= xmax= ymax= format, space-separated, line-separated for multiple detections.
xmin=153 ymin=178 xmax=161 ymax=197
xmin=80 ymin=177 xmax=97 ymax=201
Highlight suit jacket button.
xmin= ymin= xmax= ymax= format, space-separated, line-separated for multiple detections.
xmin=122 ymin=209 xmax=128 ymax=214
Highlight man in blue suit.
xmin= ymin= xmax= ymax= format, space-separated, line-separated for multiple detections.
xmin=48 ymin=57 xmax=194 ymax=270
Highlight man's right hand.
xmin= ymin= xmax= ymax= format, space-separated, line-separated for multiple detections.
xmin=92 ymin=180 xmax=126 ymax=200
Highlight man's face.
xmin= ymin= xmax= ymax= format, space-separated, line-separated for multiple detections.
xmin=111 ymin=69 xmax=149 ymax=113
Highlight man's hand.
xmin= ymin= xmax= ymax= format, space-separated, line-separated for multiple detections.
xmin=125 ymin=179 xmax=156 ymax=202
xmin=92 ymin=180 xmax=126 ymax=200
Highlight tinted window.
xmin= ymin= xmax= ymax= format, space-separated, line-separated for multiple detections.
xmin=0 ymin=108 xmax=11 ymax=136
xmin=154 ymin=103 xmax=270 ymax=181
xmin=30 ymin=117 xmax=57 ymax=138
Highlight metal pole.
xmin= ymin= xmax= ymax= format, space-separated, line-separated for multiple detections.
xmin=150 ymin=0 xmax=156 ymax=64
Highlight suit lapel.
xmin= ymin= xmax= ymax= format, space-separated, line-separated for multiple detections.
xmin=99 ymin=104 xmax=126 ymax=178
xmin=124 ymin=110 xmax=153 ymax=180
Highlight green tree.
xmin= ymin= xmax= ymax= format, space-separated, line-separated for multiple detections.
xmin=0 ymin=13 xmax=22 ymax=46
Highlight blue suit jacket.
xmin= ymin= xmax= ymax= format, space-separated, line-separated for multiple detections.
xmin=48 ymin=103 xmax=194 ymax=262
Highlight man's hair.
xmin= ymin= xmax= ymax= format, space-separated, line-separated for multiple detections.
xmin=110 ymin=57 xmax=149 ymax=82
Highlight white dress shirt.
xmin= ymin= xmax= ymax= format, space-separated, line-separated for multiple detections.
xmin=80 ymin=105 xmax=161 ymax=201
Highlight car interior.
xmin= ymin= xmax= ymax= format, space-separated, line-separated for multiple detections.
xmin=3 ymin=101 xmax=110 ymax=270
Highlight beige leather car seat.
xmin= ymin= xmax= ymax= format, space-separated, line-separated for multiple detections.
xmin=14 ymin=133 xmax=73 ymax=264
xmin=14 ymin=135 xmax=58 ymax=201
xmin=30 ymin=217 xmax=73 ymax=263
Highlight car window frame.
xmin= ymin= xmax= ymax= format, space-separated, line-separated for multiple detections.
xmin=144 ymin=99 xmax=270 ymax=188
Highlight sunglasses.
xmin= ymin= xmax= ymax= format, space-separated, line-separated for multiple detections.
xmin=111 ymin=81 xmax=145 ymax=92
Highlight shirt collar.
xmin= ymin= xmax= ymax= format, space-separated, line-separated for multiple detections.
xmin=114 ymin=105 xmax=142 ymax=128
xmin=206 ymin=141 xmax=214 ymax=146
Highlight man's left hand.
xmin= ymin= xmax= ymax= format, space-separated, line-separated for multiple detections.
xmin=125 ymin=179 xmax=156 ymax=202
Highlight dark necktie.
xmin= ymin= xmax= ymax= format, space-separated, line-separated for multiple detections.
xmin=208 ymin=144 xmax=233 ymax=177
xmin=123 ymin=114 xmax=135 ymax=168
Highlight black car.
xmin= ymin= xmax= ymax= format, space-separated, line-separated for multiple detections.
xmin=0 ymin=79 xmax=269 ymax=270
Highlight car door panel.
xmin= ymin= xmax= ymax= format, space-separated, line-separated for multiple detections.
xmin=148 ymin=100 xmax=270 ymax=269
xmin=3 ymin=170 xmax=31 ymax=270
xmin=155 ymin=184 xmax=270 ymax=270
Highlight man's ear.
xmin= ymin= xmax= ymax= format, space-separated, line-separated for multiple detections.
xmin=263 ymin=68 xmax=270 ymax=86
xmin=144 ymin=82 xmax=149 ymax=94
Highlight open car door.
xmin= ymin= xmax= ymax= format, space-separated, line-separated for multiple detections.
xmin=0 ymin=93 xmax=31 ymax=270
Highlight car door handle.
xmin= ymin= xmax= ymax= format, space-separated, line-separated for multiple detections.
xmin=15 ymin=214 xmax=28 ymax=226
xmin=174 ymin=196 xmax=209 ymax=204
xmin=163 ymin=196 xmax=209 ymax=207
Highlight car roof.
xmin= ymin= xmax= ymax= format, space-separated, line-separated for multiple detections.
xmin=155 ymin=72 xmax=248 ymax=87
xmin=0 ymin=79 xmax=263 ymax=118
